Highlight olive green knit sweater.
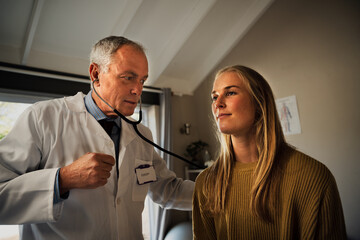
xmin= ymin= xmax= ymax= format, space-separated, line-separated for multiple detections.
xmin=192 ymin=146 xmax=346 ymax=239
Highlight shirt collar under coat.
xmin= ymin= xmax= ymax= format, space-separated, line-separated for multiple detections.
xmin=84 ymin=90 xmax=121 ymax=129
xmin=63 ymin=91 xmax=137 ymax=148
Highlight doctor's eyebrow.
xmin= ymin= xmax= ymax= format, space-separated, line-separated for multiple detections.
xmin=120 ymin=71 xmax=137 ymax=77
xmin=120 ymin=71 xmax=148 ymax=80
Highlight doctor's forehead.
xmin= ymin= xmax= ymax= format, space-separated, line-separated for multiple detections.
xmin=110 ymin=47 xmax=148 ymax=72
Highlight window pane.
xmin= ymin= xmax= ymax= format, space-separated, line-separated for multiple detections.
xmin=0 ymin=225 xmax=19 ymax=240
xmin=0 ymin=101 xmax=30 ymax=240
xmin=0 ymin=101 xmax=31 ymax=140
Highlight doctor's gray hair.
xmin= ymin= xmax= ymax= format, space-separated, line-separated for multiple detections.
xmin=90 ymin=36 xmax=145 ymax=73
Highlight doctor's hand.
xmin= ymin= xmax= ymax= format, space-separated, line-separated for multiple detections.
xmin=59 ymin=152 xmax=115 ymax=194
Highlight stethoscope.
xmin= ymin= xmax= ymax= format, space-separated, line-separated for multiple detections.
xmin=91 ymin=79 xmax=204 ymax=169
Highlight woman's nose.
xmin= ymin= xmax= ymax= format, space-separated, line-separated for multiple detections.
xmin=214 ymin=97 xmax=225 ymax=109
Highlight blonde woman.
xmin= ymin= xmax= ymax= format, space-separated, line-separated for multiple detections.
xmin=192 ymin=65 xmax=346 ymax=239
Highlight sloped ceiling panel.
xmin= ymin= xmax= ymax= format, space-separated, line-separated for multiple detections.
xmin=0 ymin=0 xmax=273 ymax=95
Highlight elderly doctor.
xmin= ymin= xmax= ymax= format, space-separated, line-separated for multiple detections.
xmin=0 ymin=36 xmax=194 ymax=239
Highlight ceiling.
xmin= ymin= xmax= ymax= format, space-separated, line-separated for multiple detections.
xmin=0 ymin=0 xmax=273 ymax=95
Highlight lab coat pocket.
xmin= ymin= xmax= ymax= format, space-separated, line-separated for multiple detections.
xmin=132 ymin=158 xmax=152 ymax=201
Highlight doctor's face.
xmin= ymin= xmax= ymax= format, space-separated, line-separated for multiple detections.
xmin=92 ymin=45 xmax=148 ymax=117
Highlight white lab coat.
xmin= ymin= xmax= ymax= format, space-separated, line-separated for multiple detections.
xmin=0 ymin=92 xmax=194 ymax=240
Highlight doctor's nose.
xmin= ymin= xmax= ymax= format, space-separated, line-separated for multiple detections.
xmin=130 ymin=83 xmax=143 ymax=96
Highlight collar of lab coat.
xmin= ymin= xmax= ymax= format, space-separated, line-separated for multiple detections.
xmin=64 ymin=92 xmax=137 ymax=148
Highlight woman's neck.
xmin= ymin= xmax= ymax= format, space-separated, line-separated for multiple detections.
xmin=231 ymin=133 xmax=258 ymax=163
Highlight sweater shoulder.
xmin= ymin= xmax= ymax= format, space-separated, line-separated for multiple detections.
xmin=280 ymin=146 xmax=335 ymax=185
xmin=194 ymin=167 xmax=211 ymax=193
xmin=195 ymin=166 xmax=211 ymax=182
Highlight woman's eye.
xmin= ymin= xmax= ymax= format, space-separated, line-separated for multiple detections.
xmin=211 ymin=96 xmax=218 ymax=101
xmin=226 ymin=91 xmax=236 ymax=96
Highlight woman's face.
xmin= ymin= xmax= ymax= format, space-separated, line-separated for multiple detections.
xmin=211 ymin=71 xmax=256 ymax=137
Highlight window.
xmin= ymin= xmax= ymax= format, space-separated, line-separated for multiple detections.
xmin=0 ymin=225 xmax=19 ymax=240
xmin=0 ymin=100 xmax=32 ymax=240
xmin=0 ymin=101 xmax=32 ymax=139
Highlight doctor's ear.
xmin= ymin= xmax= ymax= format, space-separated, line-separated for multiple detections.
xmin=89 ymin=63 xmax=100 ymax=82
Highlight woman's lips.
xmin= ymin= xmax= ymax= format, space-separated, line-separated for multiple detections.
xmin=217 ymin=113 xmax=231 ymax=120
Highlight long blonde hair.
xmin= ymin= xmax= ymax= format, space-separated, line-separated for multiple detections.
xmin=203 ymin=65 xmax=286 ymax=221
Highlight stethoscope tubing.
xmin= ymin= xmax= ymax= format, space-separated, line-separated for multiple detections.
xmin=91 ymin=80 xmax=204 ymax=169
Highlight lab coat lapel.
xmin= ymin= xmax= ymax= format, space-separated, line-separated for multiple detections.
xmin=118 ymin=117 xmax=137 ymax=174
xmin=116 ymin=119 xmax=137 ymax=197
xmin=120 ymin=119 xmax=137 ymax=148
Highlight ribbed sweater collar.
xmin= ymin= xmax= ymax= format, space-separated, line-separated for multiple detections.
xmin=233 ymin=161 xmax=257 ymax=171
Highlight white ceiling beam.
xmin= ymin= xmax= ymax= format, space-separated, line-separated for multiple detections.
xmin=111 ymin=0 xmax=144 ymax=35
xmin=21 ymin=0 xmax=45 ymax=65
xmin=146 ymin=0 xmax=217 ymax=86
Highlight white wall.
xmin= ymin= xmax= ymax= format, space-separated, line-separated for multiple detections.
xmin=179 ymin=0 xmax=360 ymax=238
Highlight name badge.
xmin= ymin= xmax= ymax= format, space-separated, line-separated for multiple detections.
xmin=135 ymin=164 xmax=157 ymax=185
